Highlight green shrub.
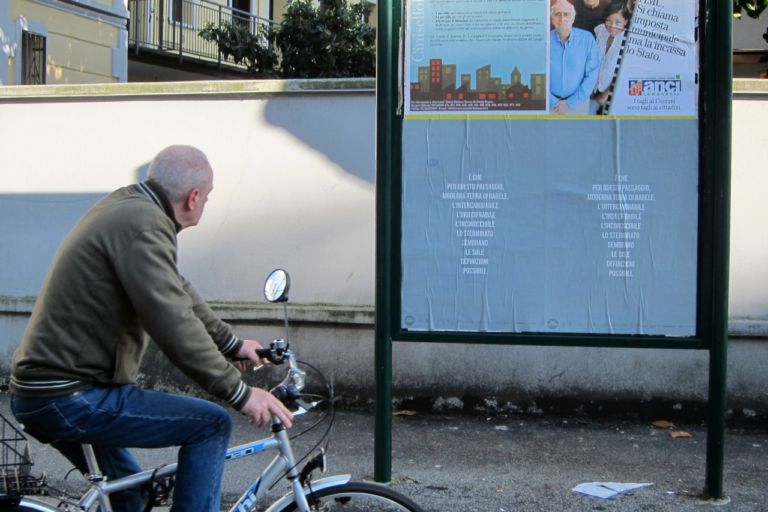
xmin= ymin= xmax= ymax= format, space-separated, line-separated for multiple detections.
xmin=200 ymin=0 xmax=375 ymax=79
xmin=199 ymin=21 xmax=278 ymax=76
xmin=274 ymin=0 xmax=375 ymax=78
xmin=733 ymin=0 xmax=768 ymax=20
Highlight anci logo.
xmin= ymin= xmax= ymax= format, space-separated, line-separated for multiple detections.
xmin=627 ymin=79 xmax=682 ymax=96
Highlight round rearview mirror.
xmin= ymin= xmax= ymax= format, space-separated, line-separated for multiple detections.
xmin=264 ymin=269 xmax=290 ymax=303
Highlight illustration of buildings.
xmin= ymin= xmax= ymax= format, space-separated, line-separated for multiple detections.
xmin=442 ymin=64 xmax=456 ymax=92
xmin=410 ymin=59 xmax=546 ymax=110
xmin=530 ymin=73 xmax=546 ymax=100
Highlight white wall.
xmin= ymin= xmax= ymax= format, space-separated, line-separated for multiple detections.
xmin=1 ymin=81 xmax=765 ymax=326
xmin=730 ymin=93 xmax=768 ymax=328
xmin=0 ymin=80 xmax=766 ymax=411
xmin=0 ymin=83 xmax=376 ymax=306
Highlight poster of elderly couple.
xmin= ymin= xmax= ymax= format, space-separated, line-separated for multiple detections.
xmin=400 ymin=0 xmax=700 ymax=337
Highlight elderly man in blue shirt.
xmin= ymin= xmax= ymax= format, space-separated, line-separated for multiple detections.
xmin=549 ymin=0 xmax=601 ymax=114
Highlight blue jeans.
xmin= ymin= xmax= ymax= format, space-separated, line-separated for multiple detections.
xmin=11 ymin=385 xmax=232 ymax=512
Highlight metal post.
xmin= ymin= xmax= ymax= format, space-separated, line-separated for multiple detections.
xmin=178 ymin=0 xmax=184 ymax=63
xmin=159 ymin=0 xmax=165 ymax=50
xmin=704 ymin=0 xmax=732 ymax=501
xmin=217 ymin=5 xmax=222 ymax=67
xmin=374 ymin=0 xmax=401 ymax=484
xmin=132 ymin=0 xmax=140 ymax=56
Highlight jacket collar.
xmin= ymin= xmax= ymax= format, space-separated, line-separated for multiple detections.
xmin=139 ymin=180 xmax=182 ymax=233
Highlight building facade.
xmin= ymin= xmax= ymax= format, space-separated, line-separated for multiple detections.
xmin=1 ymin=0 xmax=128 ymax=85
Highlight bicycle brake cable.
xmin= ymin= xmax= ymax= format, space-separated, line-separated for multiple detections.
xmin=267 ymin=361 xmax=335 ymax=491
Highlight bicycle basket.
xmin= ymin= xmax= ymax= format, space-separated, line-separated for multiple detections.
xmin=1 ymin=413 xmax=45 ymax=501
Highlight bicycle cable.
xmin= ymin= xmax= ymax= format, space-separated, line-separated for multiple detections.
xmin=267 ymin=360 xmax=335 ymax=492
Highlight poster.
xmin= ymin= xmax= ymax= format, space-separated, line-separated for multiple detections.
xmin=404 ymin=0 xmax=698 ymax=116
xmin=608 ymin=0 xmax=698 ymax=115
xmin=400 ymin=0 xmax=700 ymax=336
xmin=406 ymin=0 xmax=549 ymax=114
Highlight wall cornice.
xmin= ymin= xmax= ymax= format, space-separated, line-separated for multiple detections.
xmin=0 ymin=79 xmax=377 ymax=100
xmin=3 ymin=297 xmax=765 ymax=334
xmin=733 ymin=78 xmax=768 ymax=95
xmin=0 ymin=296 xmax=375 ymax=325
xmin=1 ymin=79 xmax=766 ymax=100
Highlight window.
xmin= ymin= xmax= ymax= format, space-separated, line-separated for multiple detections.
xmin=22 ymin=31 xmax=46 ymax=85
xmin=230 ymin=0 xmax=251 ymax=28
xmin=169 ymin=0 xmax=195 ymax=27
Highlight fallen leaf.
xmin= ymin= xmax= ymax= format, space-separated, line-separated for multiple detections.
xmin=393 ymin=410 xmax=418 ymax=416
xmin=670 ymin=431 xmax=692 ymax=438
xmin=652 ymin=420 xmax=675 ymax=429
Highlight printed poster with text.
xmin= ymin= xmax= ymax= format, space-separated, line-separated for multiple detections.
xmin=608 ymin=0 xmax=698 ymax=115
xmin=405 ymin=0 xmax=549 ymax=114
xmin=401 ymin=0 xmax=700 ymax=336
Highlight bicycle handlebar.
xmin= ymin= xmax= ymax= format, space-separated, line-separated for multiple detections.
xmin=237 ymin=339 xmax=318 ymax=416
xmin=255 ymin=348 xmax=272 ymax=361
xmin=256 ymin=338 xmax=288 ymax=365
xmin=256 ymin=339 xmax=318 ymax=416
xmin=271 ymin=383 xmax=301 ymax=402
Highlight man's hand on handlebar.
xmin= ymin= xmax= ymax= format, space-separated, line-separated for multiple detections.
xmin=242 ymin=387 xmax=293 ymax=428
xmin=235 ymin=339 xmax=271 ymax=370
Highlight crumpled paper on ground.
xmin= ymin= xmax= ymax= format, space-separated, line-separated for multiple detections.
xmin=573 ymin=482 xmax=654 ymax=499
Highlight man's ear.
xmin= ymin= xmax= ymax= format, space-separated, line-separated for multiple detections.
xmin=185 ymin=188 xmax=200 ymax=211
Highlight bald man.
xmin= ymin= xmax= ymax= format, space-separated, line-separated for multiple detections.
xmin=11 ymin=145 xmax=292 ymax=512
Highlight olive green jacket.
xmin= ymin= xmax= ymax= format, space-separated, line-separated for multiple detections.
xmin=11 ymin=180 xmax=251 ymax=410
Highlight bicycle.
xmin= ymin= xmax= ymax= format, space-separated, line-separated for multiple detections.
xmin=1 ymin=269 xmax=423 ymax=512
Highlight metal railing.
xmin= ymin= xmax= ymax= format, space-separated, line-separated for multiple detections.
xmin=127 ymin=0 xmax=275 ymax=68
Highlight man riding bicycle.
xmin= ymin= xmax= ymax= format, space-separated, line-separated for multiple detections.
xmin=10 ymin=145 xmax=293 ymax=512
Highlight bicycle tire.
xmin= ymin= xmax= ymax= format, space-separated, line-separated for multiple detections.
xmin=8 ymin=505 xmax=52 ymax=512
xmin=3 ymin=496 xmax=59 ymax=512
xmin=275 ymin=481 xmax=424 ymax=512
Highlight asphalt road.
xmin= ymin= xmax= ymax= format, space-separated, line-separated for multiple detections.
xmin=2 ymin=395 xmax=766 ymax=511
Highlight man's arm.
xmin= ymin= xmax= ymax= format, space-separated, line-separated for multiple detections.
xmin=182 ymin=277 xmax=243 ymax=357
xmin=115 ymin=227 xmax=251 ymax=410
xmin=181 ymin=282 xmax=292 ymax=427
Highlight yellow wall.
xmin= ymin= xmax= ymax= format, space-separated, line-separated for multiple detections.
xmin=47 ymin=33 xmax=115 ymax=83
xmin=254 ymin=0 xmax=271 ymax=21
xmin=272 ymin=0 xmax=289 ymax=24
xmin=5 ymin=0 xmax=124 ymax=84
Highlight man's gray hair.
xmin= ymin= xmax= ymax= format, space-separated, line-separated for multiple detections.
xmin=148 ymin=145 xmax=212 ymax=202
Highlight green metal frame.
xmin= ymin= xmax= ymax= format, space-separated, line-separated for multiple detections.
xmin=375 ymin=0 xmax=731 ymax=500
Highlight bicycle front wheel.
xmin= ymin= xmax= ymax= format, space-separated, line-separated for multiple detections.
xmin=7 ymin=502 xmax=57 ymax=512
xmin=277 ymin=481 xmax=424 ymax=512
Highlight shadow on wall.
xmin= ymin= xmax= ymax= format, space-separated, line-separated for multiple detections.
xmin=0 ymin=193 xmax=106 ymax=296
xmin=0 ymin=163 xmax=149 ymax=298
xmin=262 ymin=96 xmax=376 ymax=185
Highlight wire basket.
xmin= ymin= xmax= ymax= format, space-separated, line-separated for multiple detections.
xmin=1 ymin=413 xmax=45 ymax=500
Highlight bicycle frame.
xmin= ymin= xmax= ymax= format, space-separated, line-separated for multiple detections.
xmin=18 ymin=419 xmax=349 ymax=512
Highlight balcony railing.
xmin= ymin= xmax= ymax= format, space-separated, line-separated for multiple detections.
xmin=128 ymin=0 xmax=274 ymax=68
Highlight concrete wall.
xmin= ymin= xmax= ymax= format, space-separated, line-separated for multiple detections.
xmin=1 ymin=79 xmax=766 ymax=417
